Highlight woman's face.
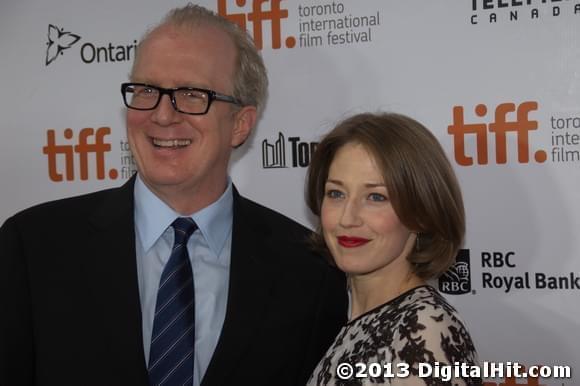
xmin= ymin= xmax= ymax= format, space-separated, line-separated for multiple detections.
xmin=321 ymin=142 xmax=415 ymax=278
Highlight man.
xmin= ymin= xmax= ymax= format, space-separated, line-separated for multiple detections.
xmin=0 ymin=4 xmax=346 ymax=386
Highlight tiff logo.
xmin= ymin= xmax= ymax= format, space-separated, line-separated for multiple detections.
xmin=439 ymin=249 xmax=471 ymax=295
xmin=217 ymin=0 xmax=295 ymax=49
xmin=448 ymin=101 xmax=546 ymax=166
xmin=43 ymin=127 xmax=118 ymax=182
xmin=262 ymin=132 xmax=286 ymax=168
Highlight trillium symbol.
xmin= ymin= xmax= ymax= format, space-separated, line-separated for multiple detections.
xmin=45 ymin=24 xmax=81 ymax=66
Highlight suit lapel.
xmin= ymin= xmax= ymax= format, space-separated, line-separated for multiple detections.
xmin=82 ymin=176 xmax=149 ymax=382
xmin=201 ymin=188 xmax=282 ymax=386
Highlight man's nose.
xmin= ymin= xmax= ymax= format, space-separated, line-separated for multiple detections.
xmin=151 ymin=94 xmax=181 ymax=125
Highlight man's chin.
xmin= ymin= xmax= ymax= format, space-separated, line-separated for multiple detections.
xmin=139 ymin=172 xmax=192 ymax=191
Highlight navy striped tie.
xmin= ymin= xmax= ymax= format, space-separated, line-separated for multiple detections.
xmin=148 ymin=217 xmax=197 ymax=386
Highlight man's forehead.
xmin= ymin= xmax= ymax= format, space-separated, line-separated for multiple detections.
xmin=134 ymin=24 xmax=235 ymax=65
xmin=145 ymin=23 xmax=231 ymax=46
xmin=130 ymin=23 xmax=237 ymax=91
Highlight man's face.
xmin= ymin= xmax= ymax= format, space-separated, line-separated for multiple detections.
xmin=127 ymin=24 xmax=255 ymax=211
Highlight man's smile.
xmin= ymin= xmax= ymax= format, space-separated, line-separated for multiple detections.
xmin=151 ymin=137 xmax=192 ymax=148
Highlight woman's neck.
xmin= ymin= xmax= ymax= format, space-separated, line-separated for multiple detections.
xmin=349 ymin=269 xmax=425 ymax=320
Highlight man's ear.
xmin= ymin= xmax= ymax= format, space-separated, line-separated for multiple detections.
xmin=231 ymin=105 xmax=257 ymax=148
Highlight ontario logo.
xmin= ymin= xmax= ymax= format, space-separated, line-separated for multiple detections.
xmin=44 ymin=24 xmax=137 ymax=66
xmin=448 ymin=101 xmax=547 ymax=166
xmin=439 ymin=249 xmax=472 ymax=295
xmin=261 ymin=132 xmax=318 ymax=168
xmin=45 ymin=24 xmax=81 ymax=65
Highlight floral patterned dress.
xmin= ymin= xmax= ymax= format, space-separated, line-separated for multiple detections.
xmin=307 ymin=285 xmax=482 ymax=386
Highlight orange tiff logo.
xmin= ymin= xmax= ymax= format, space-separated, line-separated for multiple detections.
xmin=42 ymin=127 xmax=118 ymax=182
xmin=217 ymin=0 xmax=294 ymax=49
xmin=448 ymin=101 xmax=546 ymax=166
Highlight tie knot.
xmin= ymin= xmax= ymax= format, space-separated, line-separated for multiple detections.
xmin=171 ymin=217 xmax=197 ymax=245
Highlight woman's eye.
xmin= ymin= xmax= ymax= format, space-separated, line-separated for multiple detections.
xmin=368 ymin=193 xmax=387 ymax=202
xmin=325 ymin=189 xmax=344 ymax=199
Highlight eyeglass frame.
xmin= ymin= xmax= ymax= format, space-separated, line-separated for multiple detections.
xmin=121 ymin=82 xmax=242 ymax=115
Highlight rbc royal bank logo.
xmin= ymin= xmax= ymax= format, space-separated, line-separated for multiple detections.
xmin=217 ymin=0 xmax=294 ymax=49
xmin=448 ymin=101 xmax=547 ymax=166
xmin=439 ymin=249 xmax=472 ymax=295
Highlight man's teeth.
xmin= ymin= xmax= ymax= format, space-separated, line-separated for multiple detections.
xmin=152 ymin=138 xmax=192 ymax=147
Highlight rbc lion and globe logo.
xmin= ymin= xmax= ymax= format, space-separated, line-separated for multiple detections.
xmin=439 ymin=249 xmax=472 ymax=295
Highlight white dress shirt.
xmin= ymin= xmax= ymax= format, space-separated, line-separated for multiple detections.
xmin=133 ymin=175 xmax=233 ymax=386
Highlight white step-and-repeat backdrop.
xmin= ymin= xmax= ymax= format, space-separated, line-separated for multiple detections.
xmin=1 ymin=1 xmax=579 ymax=384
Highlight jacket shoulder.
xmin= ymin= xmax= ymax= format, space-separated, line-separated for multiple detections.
xmin=235 ymin=193 xmax=312 ymax=240
xmin=6 ymin=183 xmax=129 ymax=227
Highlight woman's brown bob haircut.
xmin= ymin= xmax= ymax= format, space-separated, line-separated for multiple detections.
xmin=306 ymin=112 xmax=465 ymax=279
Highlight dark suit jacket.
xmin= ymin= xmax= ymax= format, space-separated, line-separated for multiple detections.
xmin=0 ymin=177 xmax=347 ymax=386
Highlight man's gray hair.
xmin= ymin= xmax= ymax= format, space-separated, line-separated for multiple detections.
xmin=134 ymin=3 xmax=269 ymax=117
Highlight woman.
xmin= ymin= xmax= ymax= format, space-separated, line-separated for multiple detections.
xmin=306 ymin=113 xmax=481 ymax=385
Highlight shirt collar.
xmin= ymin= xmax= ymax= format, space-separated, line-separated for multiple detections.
xmin=134 ymin=174 xmax=233 ymax=257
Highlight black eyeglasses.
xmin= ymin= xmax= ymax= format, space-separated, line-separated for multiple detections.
xmin=121 ymin=83 xmax=241 ymax=115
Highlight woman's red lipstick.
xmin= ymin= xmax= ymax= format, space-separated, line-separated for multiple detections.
xmin=337 ymin=236 xmax=370 ymax=248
